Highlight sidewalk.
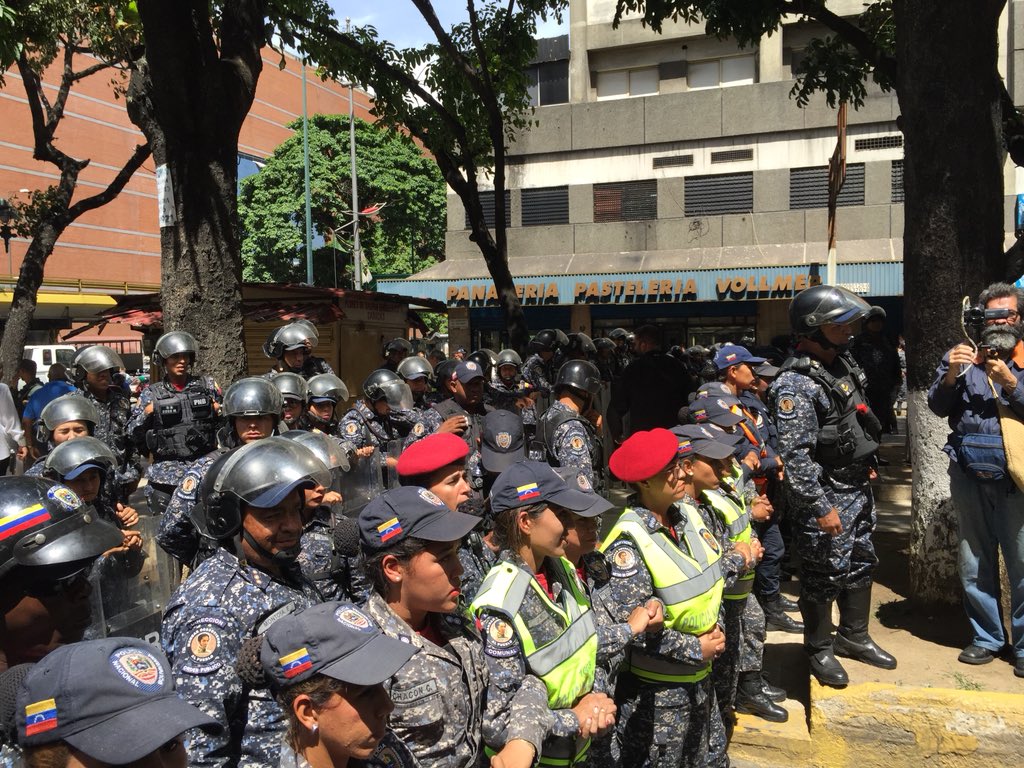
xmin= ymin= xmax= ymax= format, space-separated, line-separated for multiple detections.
xmin=731 ymin=425 xmax=1024 ymax=767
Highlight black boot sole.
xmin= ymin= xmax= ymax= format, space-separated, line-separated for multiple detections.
xmin=736 ymin=699 xmax=790 ymax=723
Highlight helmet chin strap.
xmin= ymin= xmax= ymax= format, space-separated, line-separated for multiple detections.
xmin=241 ymin=528 xmax=301 ymax=566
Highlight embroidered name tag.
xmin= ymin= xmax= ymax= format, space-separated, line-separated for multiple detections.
xmin=391 ymin=679 xmax=439 ymax=704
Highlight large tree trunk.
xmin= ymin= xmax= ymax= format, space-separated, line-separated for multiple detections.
xmin=896 ymin=0 xmax=1007 ymax=602
xmin=127 ymin=1 xmax=266 ymax=385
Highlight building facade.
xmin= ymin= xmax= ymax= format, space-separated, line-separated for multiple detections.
xmin=381 ymin=0 xmax=1024 ymax=349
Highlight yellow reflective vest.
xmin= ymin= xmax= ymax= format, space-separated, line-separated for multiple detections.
xmin=702 ymin=489 xmax=754 ymax=599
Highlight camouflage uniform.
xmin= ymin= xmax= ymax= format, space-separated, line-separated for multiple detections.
xmin=738 ymin=591 xmax=766 ymax=674
xmin=601 ymin=503 xmax=728 ymax=768
xmin=521 ymin=354 xmax=554 ymax=391
xmin=278 ymin=730 xmax=419 ymax=768
xmin=578 ymin=550 xmax=634 ymax=676
xmin=768 ymin=359 xmax=878 ymax=603
xmin=404 ymin=401 xmax=495 ymax=491
xmin=298 ymin=506 xmax=370 ymax=604
xmin=337 ymin=400 xmax=403 ymax=451
xmin=489 ymin=379 xmax=536 ymax=427
xmin=128 ymin=376 xmax=222 ymax=514
xmin=78 ymin=384 xmax=141 ymax=503
xmin=162 ymin=548 xmax=318 ymax=768
xmin=157 ymin=451 xmax=223 ymax=566
xmin=538 ymin=401 xmax=603 ymax=491
xmin=458 ymin=533 xmax=499 ymax=606
xmin=473 ymin=552 xmax=608 ymax=763
xmin=366 ymin=592 xmax=547 ymax=767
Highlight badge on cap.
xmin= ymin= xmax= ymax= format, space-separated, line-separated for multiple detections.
xmin=496 ymin=432 xmax=512 ymax=449
xmin=692 ymin=408 xmax=707 ymax=421
xmin=677 ymin=439 xmax=693 ymax=456
xmin=516 ymin=482 xmax=540 ymax=501
xmin=466 ymin=362 xmax=478 ymax=371
xmin=377 ymin=517 xmax=403 ymax=542
xmin=47 ymin=486 xmax=80 ymax=512
xmin=335 ymin=606 xmax=374 ymax=631
xmin=110 ymin=647 xmax=165 ymax=692
xmin=24 ymin=699 xmax=58 ymax=736
xmin=700 ymin=528 xmax=721 ymax=554
xmin=576 ymin=473 xmax=592 ymax=492
xmin=0 ymin=503 xmax=51 ymax=541
xmin=279 ymin=648 xmax=313 ymax=679
xmin=717 ymin=399 xmax=733 ymax=413
xmin=725 ymin=353 xmax=737 ymax=362
xmin=418 ymin=488 xmax=445 ymax=506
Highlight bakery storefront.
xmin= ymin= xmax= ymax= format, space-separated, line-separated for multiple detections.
xmin=378 ymin=261 xmax=903 ymax=351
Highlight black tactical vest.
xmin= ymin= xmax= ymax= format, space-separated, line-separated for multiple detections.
xmin=537 ymin=404 xmax=605 ymax=488
xmin=146 ymin=377 xmax=219 ymax=461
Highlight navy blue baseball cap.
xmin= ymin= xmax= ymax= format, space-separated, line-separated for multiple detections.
xmin=689 ymin=396 xmax=744 ymax=428
xmin=553 ymin=467 xmax=613 ymax=519
xmin=261 ymin=602 xmax=417 ymax=690
xmin=481 ymin=409 xmax=526 ymax=473
xmin=490 ymin=461 xmax=594 ymax=515
xmin=16 ymin=638 xmax=219 ymax=762
xmin=713 ymin=345 xmax=766 ymax=371
xmin=358 ymin=485 xmax=480 ymax=551
xmin=455 ymin=361 xmax=485 ymax=383
xmin=671 ymin=424 xmax=738 ymax=460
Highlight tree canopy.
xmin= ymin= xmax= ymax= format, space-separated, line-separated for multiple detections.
xmin=238 ymin=114 xmax=445 ymax=287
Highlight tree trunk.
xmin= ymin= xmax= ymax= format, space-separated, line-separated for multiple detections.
xmin=895 ymin=0 xmax=1007 ymax=602
xmin=127 ymin=1 xmax=266 ymax=385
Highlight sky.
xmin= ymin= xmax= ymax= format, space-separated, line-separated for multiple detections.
xmin=326 ymin=1 xmax=568 ymax=49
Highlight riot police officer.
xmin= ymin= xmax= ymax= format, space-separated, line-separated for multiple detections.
xmin=127 ymin=331 xmax=222 ymax=516
xmin=264 ymin=321 xmax=334 ymax=377
xmin=565 ymin=332 xmax=597 ymax=361
xmin=71 ymin=345 xmax=140 ymax=503
xmin=396 ymin=355 xmax=436 ymax=409
xmin=24 ymin=394 xmax=100 ymax=477
xmin=767 ymin=285 xmax=896 ymax=687
xmin=538 ymin=360 xmax=606 ymax=491
xmin=161 ymin=437 xmax=328 ymax=767
xmin=522 ymin=329 xmax=568 ymax=391
xmin=304 ymin=373 xmax=349 ymax=433
xmin=382 ymin=338 xmax=413 ymax=372
xmin=337 ymin=370 xmax=412 ymax=467
xmin=270 ymin=371 xmax=308 ymax=430
xmin=157 ymin=377 xmax=283 ymax=567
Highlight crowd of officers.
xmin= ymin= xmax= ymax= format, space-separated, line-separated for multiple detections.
xmin=0 ymin=283 xmax=898 ymax=768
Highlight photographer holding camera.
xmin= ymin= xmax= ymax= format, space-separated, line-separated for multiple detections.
xmin=928 ymin=281 xmax=1024 ymax=677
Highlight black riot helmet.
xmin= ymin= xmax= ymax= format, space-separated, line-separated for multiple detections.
xmin=362 ymin=369 xmax=414 ymax=410
xmin=554 ymin=360 xmax=602 ymax=397
xmin=71 ymin=345 xmax=124 ymax=384
xmin=37 ymin=394 xmax=98 ymax=445
xmin=789 ymin=285 xmax=871 ymax=336
xmin=566 ymin=333 xmax=597 ymax=359
xmin=0 ymin=477 xmax=123 ymax=588
xmin=382 ymin=338 xmax=413 ymax=359
xmin=594 ymin=337 xmax=615 ymax=356
xmin=307 ymin=374 xmax=350 ymax=404
xmin=396 ymin=356 xmax=433 ymax=382
xmin=223 ymin=377 xmax=283 ymax=423
xmin=465 ymin=350 xmax=496 ymax=381
xmin=607 ymin=328 xmax=629 ymax=344
xmin=193 ymin=437 xmax=332 ymax=542
xmin=153 ymin=331 xmax=199 ymax=364
xmin=529 ymin=329 xmax=570 ymax=353
xmin=263 ymin=323 xmax=315 ymax=360
xmin=496 ymin=349 xmax=522 ymax=369
xmin=280 ymin=430 xmax=351 ymax=491
xmin=270 ymin=372 xmax=308 ymax=404
xmin=42 ymin=437 xmax=117 ymax=483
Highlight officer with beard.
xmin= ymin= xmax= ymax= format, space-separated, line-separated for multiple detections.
xmin=928 ymin=282 xmax=1024 ymax=675
xmin=767 ymin=285 xmax=896 ymax=688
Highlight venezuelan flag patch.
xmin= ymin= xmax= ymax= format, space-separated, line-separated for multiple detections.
xmin=0 ymin=503 xmax=50 ymax=541
xmin=377 ymin=517 xmax=402 ymax=542
xmin=24 ymin=698 xmax=58 ymax=736
xmin=516 ymin=482 xmax=540 ymax=501
xmin=279 ymin=648 xmax=313 ymax=679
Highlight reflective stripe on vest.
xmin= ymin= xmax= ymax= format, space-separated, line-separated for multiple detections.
xmin=703 ymin=490 xmax=754 ymax=599
xmin=469 ymin=559 xmax=598 ymax=709
xmin=599 ymin=506 xmax=724 ymax=681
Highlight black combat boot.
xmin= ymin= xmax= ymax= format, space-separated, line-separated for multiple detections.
xmin=761 ymin=675 xmax=787 ymax=703
xmin=735 ymin=671 xmax=788 ymax=722
xmin=776 ymin=593 xmax=800 ymax=613
xmin=800 ymin=596 xmax=849 ymax=687
xmin=834 ymin=586 xmax=897 ymax=670
xmin=763 ymin=593 xmax=804 ymax=634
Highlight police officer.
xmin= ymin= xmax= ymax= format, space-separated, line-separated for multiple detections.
xmin=594 ymin=338 xmax=617 ymax=382
xmin=24 ymin=394 xmax=100 ymax=477
xmin=303 ymin=373 xmax=349 ymax=433
xmin=382 ymin=338 xmax=413 ymax=373
xmin=600 ymin=428 xmax=728 ymax=768
xmin=161 ymin=437 xmax=329 ymax=767
xmin=128 ymin=331 xmax=222 ymax=516
xmin=71 ymin=345 xmax=141 ymax=503
xmin=338 ymin=370 xmax=413 ymax=470
xmin=0 ymin=476 xmax=123 ymax=669
xmin=538 ymin=360 xmax=606 ymax=492
xmin=492 ymin=349 xmax=537 ymax=430
xmin=471 ymin=461 xmax=616 ymax=767
xmin=768 ymin=285 xmax=896 ymax=687
xmin=397 ymin=355 xmax=436 ymax=409
xmin=157 ymin=377 xmax=283 ymax=567
xmin=607 ymin=328 xmax=631 ymax=376
xmin=270 ymin=371 xmax=308 ymax=430
xmin=522 ymin=329 xmax=568 ymax=392
xmin=565 ymin=333 xmax=597 ymax=361
xmin=264 ymin=321 xmax=334 ymax=377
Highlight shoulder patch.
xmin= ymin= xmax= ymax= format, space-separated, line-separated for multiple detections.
xmin=699 ymin=528 xmax=721 ymax=554
xmin=609 ymin=543 xmax=639 ymax=577
xmin=181 ymin=624 xmax=225 ymax=675
xmin=775 ymin=392 xmax=797 ymax=419
xmin=482 ymin=616 xmax=519 ymax=658
xmin=373 ymin=744 xmax=402 ymax=768
xmin=569 ymin=435 xmax=585 ymax=451
xmin=47 ymin=486 xmax=81 ymax=512
xmin=180 ymin=475 xmax=198 ymax=495
xmin=412 ymin=422 xmax=426 ymax=436
xmin=344 ymin=421 xmax=359 ymax=436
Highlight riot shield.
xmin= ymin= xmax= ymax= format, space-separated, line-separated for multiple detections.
xmin=339 ymin=447 xmax=384 ymax=518
xmin=85 ymin=513 xmax=180 ymax=646
xmin=383 ymin=438 xmax=404 ymax=490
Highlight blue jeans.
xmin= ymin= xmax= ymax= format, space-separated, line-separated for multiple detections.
xmin=949 ymin=464 xmax=1024 ymax=658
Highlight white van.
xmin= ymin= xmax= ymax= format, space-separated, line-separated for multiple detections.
xmin=24 ymin=344 xmax=77 ymax=371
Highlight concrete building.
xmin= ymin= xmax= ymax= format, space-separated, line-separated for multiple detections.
xmin=380 ymin=0 xmax=1024 ymax=349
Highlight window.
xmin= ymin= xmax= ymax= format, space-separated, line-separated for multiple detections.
xmin=687 ymin=55 xmax=756 ymax=90
xmin=596 ymin=67 xmax=659 ymax=99
xmin=522 ymin=186 xmax=569 ymax=226
xmin=891 ymin=160 xmax=904 ymax=203
xmin=593 ymin=180 xmax=658 ymax=222
xmin=465 ymin=190 xmax=511 ymax=229
xmin=684 ymin=172 xmax=753 ymax=216
xmin=789 ymin=163 xmax=865 ymax=209
xmin=526 ymin=61 xmax=569 ymax=106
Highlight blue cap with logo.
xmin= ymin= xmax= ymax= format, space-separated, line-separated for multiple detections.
xmin=489 ymin=460 xmax=594 ymax=515
xmin=358 ymin=485 xmax=480 ymax=551
xmin=712 ymin=345 xmax=766 ymax=371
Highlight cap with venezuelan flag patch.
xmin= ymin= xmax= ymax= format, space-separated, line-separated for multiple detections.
xmin=489 ymin=460 xmax=595 ymax=515
xmin=357 ymin=485 xmax=480 ymax=552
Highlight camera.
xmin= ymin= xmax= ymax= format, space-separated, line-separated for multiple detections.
xmin=963 ymin=304 xmax=1012 ymax=331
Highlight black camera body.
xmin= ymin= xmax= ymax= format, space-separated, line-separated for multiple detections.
xmin=964 ymin=304 xmax=1012 ymax=332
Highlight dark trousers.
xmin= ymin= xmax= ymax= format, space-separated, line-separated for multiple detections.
xmin=754 ymin=518 xmax=785 ymax=598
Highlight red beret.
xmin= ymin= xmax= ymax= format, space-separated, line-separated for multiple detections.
xmin=609 ymin=428 xmax=679 ymax=482
xmin=397 ymin=433 xmax=469 ymax=477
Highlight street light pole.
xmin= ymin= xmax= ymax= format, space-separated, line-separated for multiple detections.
xmin=347 ymin=17 xmax=362 ymax=291
xmin=302 ymin=60 xmax=314 ymax=285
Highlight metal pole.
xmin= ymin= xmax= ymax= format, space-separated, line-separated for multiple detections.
xmin=347 ymin=18 xmax=362 ymax=291
xmin=302 ymin=61 xmax=314 ymax=285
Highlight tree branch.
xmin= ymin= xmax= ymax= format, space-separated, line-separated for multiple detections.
xmin=783 ymin=0 xmax=897 ymax=83
xmin=71 ymin=58 xmax=117 ymax=82
xmin=48 ymin=43 xmax=77 ymax=136
xmin=409 ymin=0 xmax=484 ymax=90
xmin=67 ymin=143 xmax=151 ymax=219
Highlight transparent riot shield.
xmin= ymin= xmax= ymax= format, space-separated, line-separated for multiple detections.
xmin=383 ymin=438 xmax=404 ymax=490
xmin=339 ymin=447 xmax=384 ymax=518
xmin=85 ymin=513 xmax=180 ymax=646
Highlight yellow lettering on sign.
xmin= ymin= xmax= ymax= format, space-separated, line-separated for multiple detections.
xmin=545 ymin=283 xmax=559 ymax=299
